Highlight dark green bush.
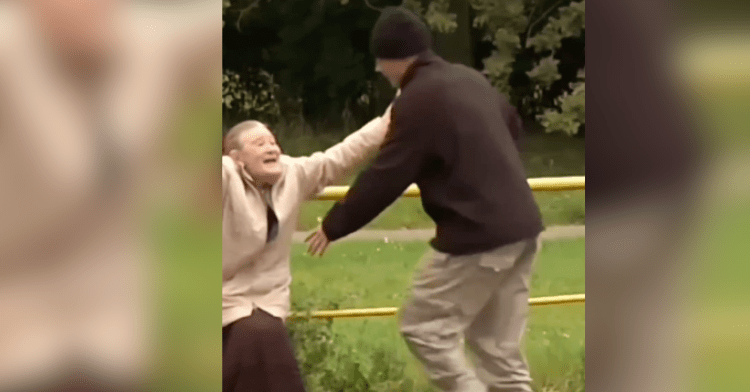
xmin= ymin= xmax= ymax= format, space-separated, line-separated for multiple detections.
xmin=288 ymin=298 xmax=416 ymax=392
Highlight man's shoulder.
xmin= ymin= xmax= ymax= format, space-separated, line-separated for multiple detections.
xmin=398 ymin=79 xmax=449 ymax=108
xmin=449 ymin=63 xmax=495 ymax=88
xmin=408 ymin=62 xmax=486 ymax=94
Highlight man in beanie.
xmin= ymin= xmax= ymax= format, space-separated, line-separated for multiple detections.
xmin=306 ymin=6 xmax=543 ymax=392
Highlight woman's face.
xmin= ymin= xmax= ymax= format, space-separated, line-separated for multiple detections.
xmin=231 ymin=125 xmax=282 ymax=186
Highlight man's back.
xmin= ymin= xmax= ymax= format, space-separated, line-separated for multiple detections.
xmin=401 ymin=52 xmax=543 ymax=254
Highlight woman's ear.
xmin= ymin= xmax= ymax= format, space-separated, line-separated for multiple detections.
xmin=230 ymin=152 xmax=246 ymax=172
xmin=229 ymin=149 xmax=240 ymax=164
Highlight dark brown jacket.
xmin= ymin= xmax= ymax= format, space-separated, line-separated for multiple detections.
xmin=322 ymin=51 xmax=543 ymax=255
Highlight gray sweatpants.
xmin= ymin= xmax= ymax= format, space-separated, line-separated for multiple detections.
xmin=399 ymin=237 xmax=541 ymax=392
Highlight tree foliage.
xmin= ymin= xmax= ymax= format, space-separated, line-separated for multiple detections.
xmin=222 ymin=0 xmax=585 ymax=136
xmin=538 ymin=68 xmax=584 ymax=135
xmin=470 ymin=0 xmax=585 ymax=135
xmin=222 ymin=68 xmax=281 ymax=126
xmin=223 ymin=0 xmax=386 ymax=132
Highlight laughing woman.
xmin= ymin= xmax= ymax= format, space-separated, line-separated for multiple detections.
xmin=221 ymin=100 xmax=394 ymax=392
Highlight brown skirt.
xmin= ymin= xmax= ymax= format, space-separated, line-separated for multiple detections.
xmin=222 ymin=308 xmax=306 ymax=392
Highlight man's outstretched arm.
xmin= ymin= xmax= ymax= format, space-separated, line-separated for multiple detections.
xmin=306 ymin=95 xmax=432 ymax=255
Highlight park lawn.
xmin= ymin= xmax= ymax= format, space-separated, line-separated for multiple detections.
xmin=687 ymin=180 xmax=750 ymax=392
xmin=289 ymin=238 xmax=585 ymax=392
xmin=294 ymin=132 xmax=585 ymax=230
xmin=297 ymin=190 xmax=585 ymax=231
xmin=148 ymin=212 xmax=222 ymax=392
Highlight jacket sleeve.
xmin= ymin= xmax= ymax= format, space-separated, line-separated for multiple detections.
xmin=321 ymin=92 xmax=432 ymax=241
xmin=291 ymin=101 xmax=396 ymax=201
xmin=222 ymin=156 xmax=230 ymax=203
xmin=221 ymin=156 xmax=265 ymax=281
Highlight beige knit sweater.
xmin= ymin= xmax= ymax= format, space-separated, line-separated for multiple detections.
xmin=222 ymin=109 xmax=392 ymax=326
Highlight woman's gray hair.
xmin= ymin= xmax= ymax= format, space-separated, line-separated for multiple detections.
xmin=223 ymin=120 xmax=268 ymax=154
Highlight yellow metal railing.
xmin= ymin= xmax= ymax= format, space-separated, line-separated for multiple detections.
xmin=289 ymin=294 xmax=585 ymax=321
xmin=298 ymin=175 xmax=586 ymax=320
xmin=314 ymin=176 xmax=585 ymax=201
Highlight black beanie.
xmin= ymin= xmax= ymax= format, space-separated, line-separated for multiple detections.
xmin=370 ymin=6 xmax=432 ymax=59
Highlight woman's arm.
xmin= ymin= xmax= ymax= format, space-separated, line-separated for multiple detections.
xmin=221 ymin=156 xmax=266 ymax=281
xmin=222 ymin=155 xmax=231 ymax=203
xmin=290 ymin=99 xmax=396 ymax=200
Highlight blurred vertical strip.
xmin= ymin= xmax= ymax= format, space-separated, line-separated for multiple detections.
xmin=587 ymin=0 xmax=750 ymax=391
xmin=673 ymin=2 xmax=750 ymax=392
xmin=0 ymin=1 xmax=222 ymax=391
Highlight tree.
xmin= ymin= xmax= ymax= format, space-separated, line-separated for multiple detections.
xmin=538 ymin=67 xmax=584 ymax=136
xmin=469 ymin=0 xmax=585 ymax=135
xmin=221 ymin=0 xmax=585 ymax=136
xmin=222 ymin=68 xmax=281 ymax=130
xmin=223 ymin=0 xmax=386 ymax=132
xmin=403 ymin=0 xmax=586 ymax=135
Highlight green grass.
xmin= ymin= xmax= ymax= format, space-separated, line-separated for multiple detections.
xmin=689 ymin=187 xmax=750 ymax=392
xmin=683 ymin=83 xmax=750 ymax=391
xmin=297 ymin=191 xmax=585 ymax=231
xmin=289 ymin=238 xmax=585 ymax=392
xmin=149 ymin=212 xmax=222 ymax=391
xmin=291 ymin=132 xmax=585 ymax=230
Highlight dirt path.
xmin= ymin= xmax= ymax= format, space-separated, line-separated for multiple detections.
xmin=293 ymin=225 xmax=584 ymax=243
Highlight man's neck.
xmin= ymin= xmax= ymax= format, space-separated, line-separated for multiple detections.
xmin=398 ymin=51 xmax=431 ymax=88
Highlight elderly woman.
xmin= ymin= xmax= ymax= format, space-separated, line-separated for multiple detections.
xmin=221 ymin=101 xmax=394 ymax=392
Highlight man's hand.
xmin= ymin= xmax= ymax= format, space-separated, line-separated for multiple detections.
xmin=305 ymin=228 xmax=331 ymax=257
